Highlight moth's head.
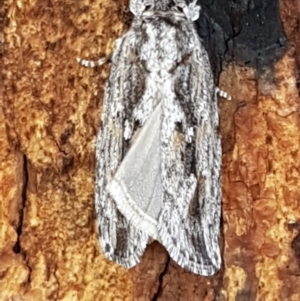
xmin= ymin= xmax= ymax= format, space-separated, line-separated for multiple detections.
xmin=130 ymin=0 xmax=200 ymax=21
xmin=129 ymin=0 xmax=183 ymax=16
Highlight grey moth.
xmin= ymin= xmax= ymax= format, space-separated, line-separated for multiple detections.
xmin=78 ymin=0 xmax=228 ymax=276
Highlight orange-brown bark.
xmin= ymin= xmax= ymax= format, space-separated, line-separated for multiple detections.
xmin=2 ymin=0 xmax=132 ymax=300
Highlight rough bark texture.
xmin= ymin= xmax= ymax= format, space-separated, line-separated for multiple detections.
xmin=1 ymin=0 xmax=300 ymax=301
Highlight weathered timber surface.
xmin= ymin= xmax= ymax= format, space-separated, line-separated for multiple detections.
xmin=1 ymin=0 xmax=300 ymax=300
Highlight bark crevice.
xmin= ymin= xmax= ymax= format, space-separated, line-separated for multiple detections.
xmin=13 ymin=154 xmax=28 ymax=254
xmin=152 ymin=254 xmax=170 ymax=301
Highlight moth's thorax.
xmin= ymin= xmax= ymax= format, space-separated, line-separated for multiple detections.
xmin=137 ymin=19 xmax=193 ymax=81
xmin=141 ymin=22 xmax=178 ymax=79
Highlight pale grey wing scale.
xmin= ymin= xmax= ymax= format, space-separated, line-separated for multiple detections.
xmin=94 ymin=32 xmax=149 ymax=268
xmin=158 ymin=24 xmax=221 ymax=276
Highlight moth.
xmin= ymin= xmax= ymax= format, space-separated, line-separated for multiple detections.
xmin=78 ymin=0 xmax=229 ymax=276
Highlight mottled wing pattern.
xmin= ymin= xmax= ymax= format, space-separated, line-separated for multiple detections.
xmin=94 ymin=31 xmax=149 ymax=268
xmin=158 ymin=21 xmax=221 ymax=276
xmin=93 ymin=0 xmax=222 ymax=275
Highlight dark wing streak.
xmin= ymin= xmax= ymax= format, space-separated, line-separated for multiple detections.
xmin=158 ymin=23 xmax=221 ymax=276
xmin=192 ymin=31 xmax=222 ymax=273
xmin=95 ymin=31 xmax=148 ymax=268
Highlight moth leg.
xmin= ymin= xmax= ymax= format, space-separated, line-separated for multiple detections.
xmin=77 ymin=53 xmax=112 ymax=68
xmin=216 ymin=87 xmax=231 ymax=101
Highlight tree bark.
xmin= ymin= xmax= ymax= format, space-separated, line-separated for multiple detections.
xmin=1 ymin=0 xmax=300 ymax=300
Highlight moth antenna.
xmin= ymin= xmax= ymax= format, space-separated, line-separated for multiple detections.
xmin=77 ymin=53 xmax=112 ymax=68
xmin=216 ymin=87 xmax=232 ymax=101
